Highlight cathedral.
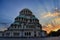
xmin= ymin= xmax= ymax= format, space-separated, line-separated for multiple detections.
xmin=0 ymin=8 xmax=46 ymax=37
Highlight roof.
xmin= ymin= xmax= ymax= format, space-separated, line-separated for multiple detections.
xmin=20 ymin=8 xmax=32 ymax=13
xmin=17 ymin=15 xmax=37 ymax=19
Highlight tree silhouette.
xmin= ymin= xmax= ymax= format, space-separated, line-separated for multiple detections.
xmin=47 ymin=29 xmax=60 ymax=37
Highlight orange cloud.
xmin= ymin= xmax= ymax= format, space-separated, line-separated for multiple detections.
xmin=42 ymin=17 xmax=60 ymax=33
xmin=42 ymin=24 xmax=60 ymax=34
xmin=53 ymin=18 xmax=60 ymax=24
xmin=41 ymin=12 xmax=60 ymax=18
xmin=41 ymin=10 xmax=60 ymax=33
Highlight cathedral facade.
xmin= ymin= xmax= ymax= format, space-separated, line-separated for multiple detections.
xmin=0 ymin=8 xmax=45 ymax=37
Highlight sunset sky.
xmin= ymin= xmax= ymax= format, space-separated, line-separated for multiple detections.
xmin=0 ymin=0 xmax=60 ymax=33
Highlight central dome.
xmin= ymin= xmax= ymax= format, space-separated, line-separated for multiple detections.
xmin=20 ymin=8 xmax=32 ymax=15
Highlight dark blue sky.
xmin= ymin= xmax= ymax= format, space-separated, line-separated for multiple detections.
xmin=0 ymin=0 xmax=60 ymax=26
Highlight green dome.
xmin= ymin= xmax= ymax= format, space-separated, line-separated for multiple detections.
xmin=17 ymin=15 xmax=26 ymax=18
xmin=20 ymin=8 xmax=32 ymax=15
xmin=32 ymin=17 xmax=37 ymax=19
xmin=13 ymin=22 xmax=20 ymax=25
xmin=16 ymin=15 xmax=37 ymax=20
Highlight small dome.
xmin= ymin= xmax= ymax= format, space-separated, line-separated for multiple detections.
xmin=20 ymin=8 xmax=32 ymax=15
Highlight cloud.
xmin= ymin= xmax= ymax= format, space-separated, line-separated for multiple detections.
xmin=42 ymin=17 xmax=60 ymax=33
xmin=41 ymin=12 xmax=60 ymax=18
xmin=52 ymin=18 xmax=60 ymax=25
xmin=42 ymin=24 xmax=60 ymax=33
xmin=0 ymin=27 xmax=7 ymax=31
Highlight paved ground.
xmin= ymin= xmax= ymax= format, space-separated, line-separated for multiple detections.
xmin=0 ymin=36 xmax=60 ymax=40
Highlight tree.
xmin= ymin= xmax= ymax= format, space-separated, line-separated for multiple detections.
xmin=47 ymin=29 xmax=60 ymax=37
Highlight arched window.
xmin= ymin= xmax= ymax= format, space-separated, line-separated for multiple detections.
xmin=25 ymin=32 xmax=31 ymax=36
xmin=13 ymin=32 xmax=19 ymax=36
